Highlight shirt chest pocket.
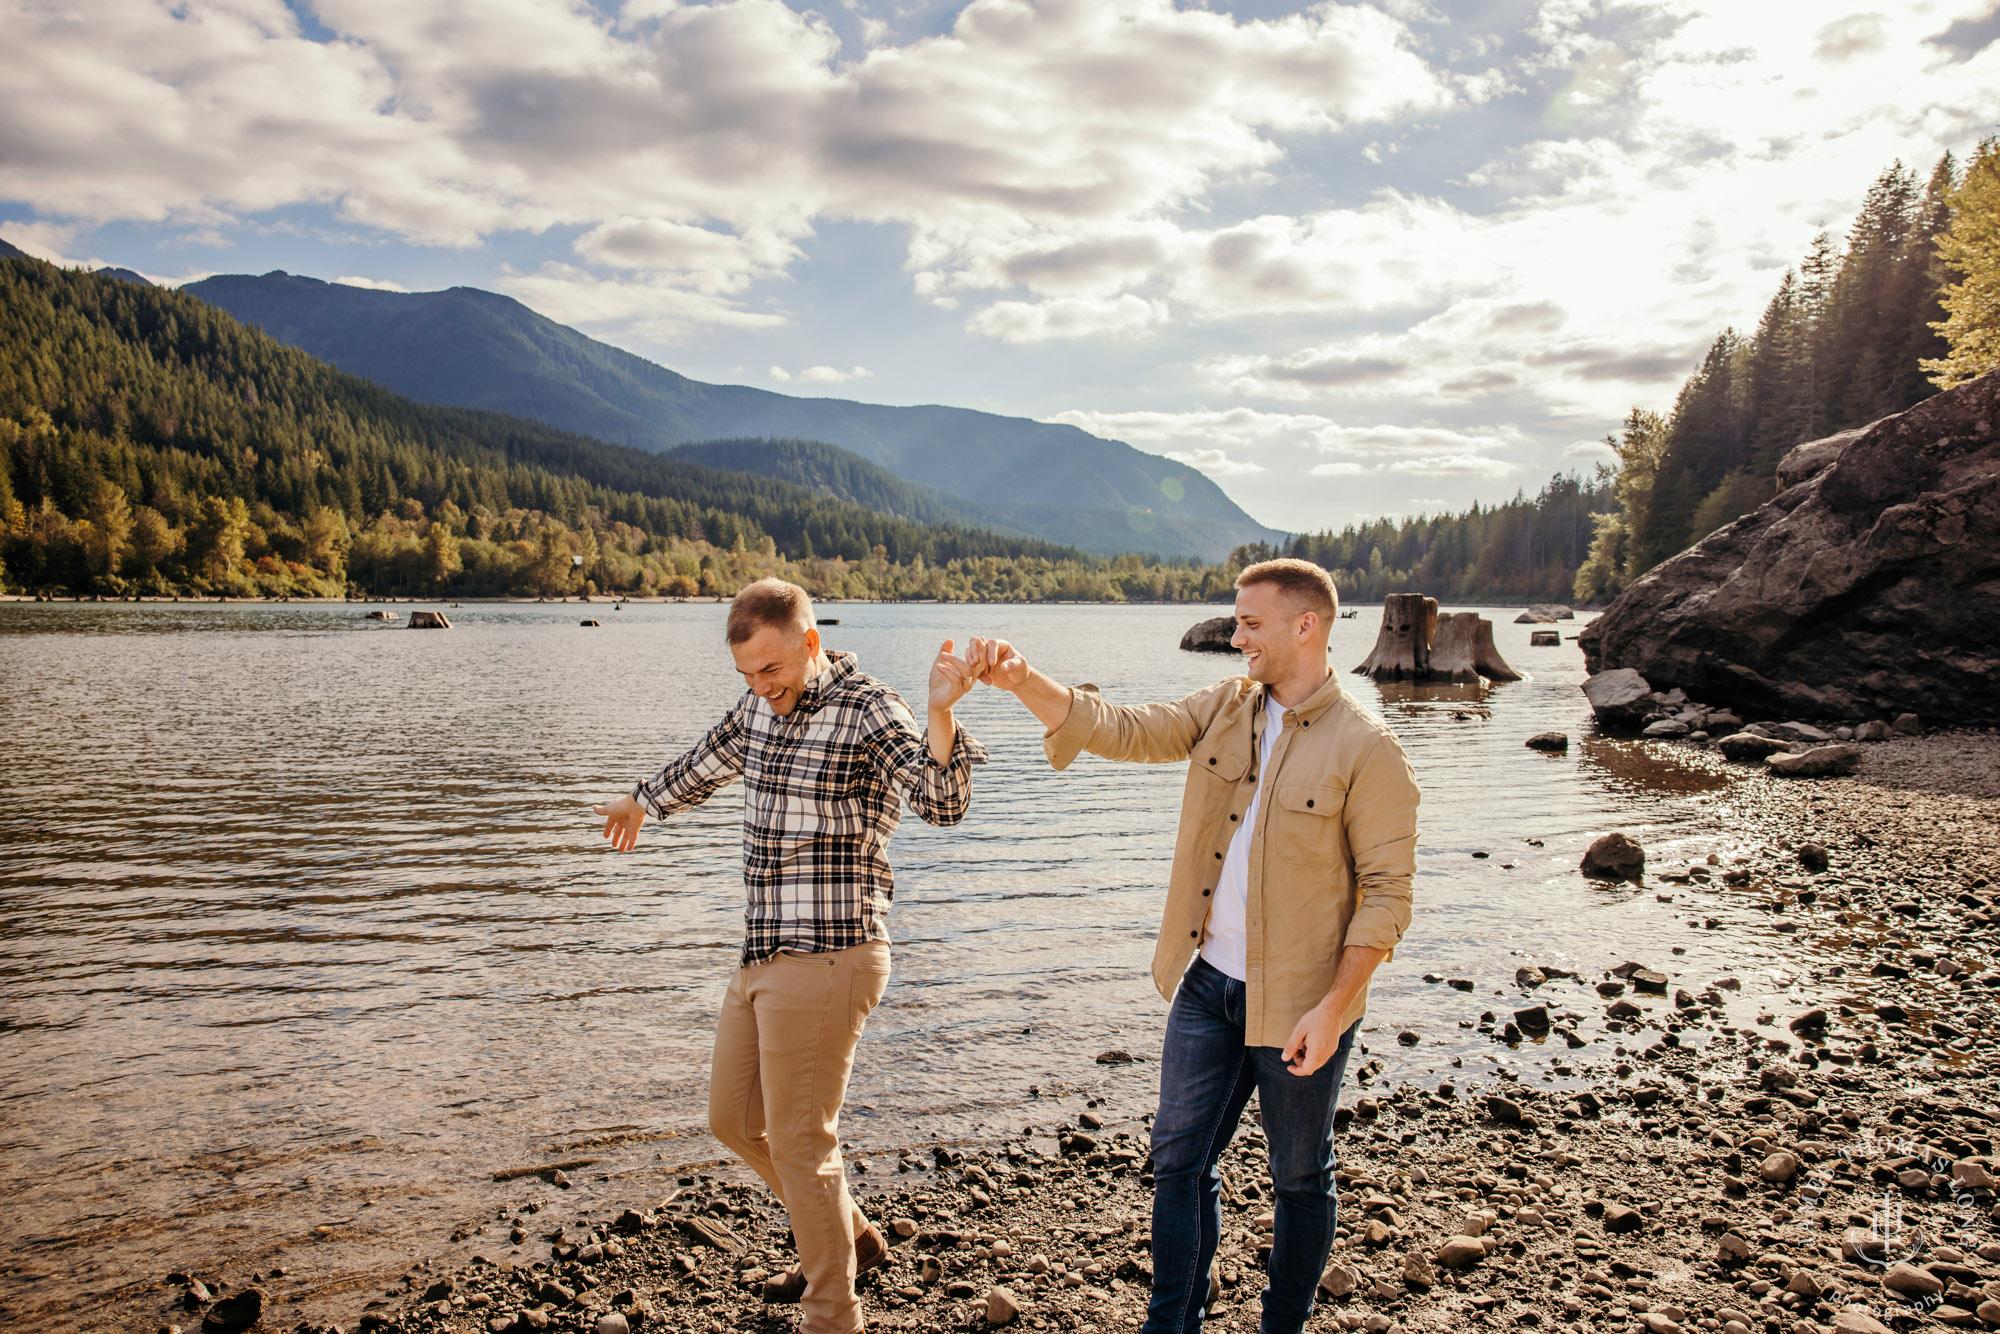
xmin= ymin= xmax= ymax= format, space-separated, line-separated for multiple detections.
xmin=1271 ymin=781 xmax=1346 ymax=865
xmin=1188 ymin=743 xmax=1249 ymax=822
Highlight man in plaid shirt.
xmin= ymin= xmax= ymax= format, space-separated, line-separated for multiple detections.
xmin=594 ymin=578 xmax=986 ymax=1334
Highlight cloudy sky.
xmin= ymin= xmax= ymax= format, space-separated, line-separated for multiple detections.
xmin=4 ymin=0 xmax=1998 ymax=532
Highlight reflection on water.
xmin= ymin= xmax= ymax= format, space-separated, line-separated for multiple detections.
xmin=0 ymin=601 xmax=1836 ymax=1329
xmin=1579 ymin=735 xmax=1735 ymax=797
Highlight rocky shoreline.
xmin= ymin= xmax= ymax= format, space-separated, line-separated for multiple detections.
xmin=152 ymin=736 xmax=2000 ymax=1334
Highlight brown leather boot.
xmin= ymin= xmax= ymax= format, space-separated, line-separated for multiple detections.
xmin=761 ymin=1224 xmax=890 ymax=1305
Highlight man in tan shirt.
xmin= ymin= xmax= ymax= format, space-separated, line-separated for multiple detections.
xmin=969 ymin=558 xmax=1419 ymax=1334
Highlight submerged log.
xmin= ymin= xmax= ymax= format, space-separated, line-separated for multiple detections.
xmin=1472 ymin=618 xmax=1523 ymax=681
xmin=1529 ymin=629 xmax=1561 ymax=646
xmin=407 ymin=610 xmax=452 ymax=629
xmin=1354 ymin=594 xmax=1437 ymax=679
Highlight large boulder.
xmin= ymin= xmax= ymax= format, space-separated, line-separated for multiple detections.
xmin=1179 ymin=616 xmax=1239 ymax=653
xmin=1581 ymin=668 xmax=1655 ymax=729
xmin=1580 ymin=369 xmax=2000 ymax=723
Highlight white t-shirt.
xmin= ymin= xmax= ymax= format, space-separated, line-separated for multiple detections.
xmin=1200 ymin=695 xmax=1287 ymax=982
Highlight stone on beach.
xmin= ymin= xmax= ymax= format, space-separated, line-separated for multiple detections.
xmin=1580 ymin=832 xmax=1645 ymax=880
xmin=1524 ymin=731 xmax=1569 ymax=751
xmin=1435 ymin=1236 xmax=1488 ymax=1269
xmin=201 ymin=1290 xmax=264 ymax=1334
xmin=985 ymin=1286 xmax=1021 ymax=1324
xmin=1717 ymin=733 xmax=1791 ymax=762
xmin=1766 ymin=744 xmax=1863 ymax=778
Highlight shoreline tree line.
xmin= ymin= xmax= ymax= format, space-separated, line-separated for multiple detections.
xmin=1574 ymin=139 xmax=2000 ymax=602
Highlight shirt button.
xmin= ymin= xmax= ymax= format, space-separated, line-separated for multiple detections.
xmin=1214 ymin=851 xmax=1223 ymax=860
xmin=1202 ymin=888 xmax=1211 ymax=896
xmin=1229 ymin=813 xmax=1238 ymax=822
xmin=1190 ymin=930 xmax=1198 ymax=938
xmin=1306 ymin=799 xmax=1315 ymax=808
xmin=1208 ymin=757 xmax=1216 ymax=765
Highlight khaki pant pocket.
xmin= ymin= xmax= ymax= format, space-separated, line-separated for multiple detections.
xmin=849 ymin=964 xmax=890 ymax=1036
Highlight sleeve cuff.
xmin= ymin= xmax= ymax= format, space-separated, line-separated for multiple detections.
xmin=1343 ymin=903 xmax=1408 ymax=955
xmin=1042 ymin=684 xmax=1100 ymax=770
xmin=932 ymin=725 xmax=990 ymax=770
xmin=632 ymin=781 xmax=664 ymax=820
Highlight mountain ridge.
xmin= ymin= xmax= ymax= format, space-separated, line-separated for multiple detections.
xmin=181 ymin=270 xmax=1281 ymax=558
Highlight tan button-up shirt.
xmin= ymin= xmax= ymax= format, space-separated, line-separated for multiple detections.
xmin=1044 ymin=669 xmax=1420 ymax=1048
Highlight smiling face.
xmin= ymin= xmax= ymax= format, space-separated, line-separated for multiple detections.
xmin=1230 ymin=579 xmax=1315 ymax=684
xmin=730 ymin=622 xmax=823 ymax=716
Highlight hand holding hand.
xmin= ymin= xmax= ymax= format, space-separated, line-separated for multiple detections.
xmin=929 ymin=638 xmax=979 ymax=711
xmin=1280 ymin=997 xmax=1349 ymax=1077
xmin=966 ymin=637 xmax=1029 ymax=692
xmin=593 ymin=793 xmax=647 ymax=852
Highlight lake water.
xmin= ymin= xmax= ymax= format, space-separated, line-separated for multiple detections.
xmin=0 ymin=600 xmax=1829 ymax=1328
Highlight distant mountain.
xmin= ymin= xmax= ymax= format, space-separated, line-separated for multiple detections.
xmin=672 ymin=438 xmax=1030 ymax=535
xmin=183 ymin=271 xmax=1281 ymax=558
xmin=0 ymin=237 xmax=149 ymax=286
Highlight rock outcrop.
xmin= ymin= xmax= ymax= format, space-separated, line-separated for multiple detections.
xmin=1580 ymin=369 xmax=2000 ymax=724
xmin=1179 ymin=616 xmax=1239 ymax=653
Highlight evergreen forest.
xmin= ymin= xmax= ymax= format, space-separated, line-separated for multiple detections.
xmin=1575 ymin=140 xmax=2000 ymax=601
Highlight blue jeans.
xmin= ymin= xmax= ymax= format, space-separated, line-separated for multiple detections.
xmin=1142 ymin=956 xmax=1360 ymax=1334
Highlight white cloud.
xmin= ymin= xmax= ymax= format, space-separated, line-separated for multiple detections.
xmin=334 ymin=274 xmax=410 ymax=291
xmin=1163 ymin=448 xmax=1265 ymax=477
xmin=772 ymin=364 xmax=873 ymax=385
xmin=1309 ymin=461 xmax=1366 ymax=477
xmin=1563 ymin=438 xmax=1620 ymax=461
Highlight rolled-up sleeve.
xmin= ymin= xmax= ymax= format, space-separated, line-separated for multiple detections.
xmin=634 ymin=699 xmax=748 ymax=819
xmin=1341 ymin=733 xmax=1421 ymax=959
xmin=1042 ymin=682 xmax=1215 ymax=770
xmin=863 ymin=694 xmax=989 ymax=827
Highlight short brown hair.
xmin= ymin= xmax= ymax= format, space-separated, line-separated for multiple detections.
xmin=1237 ymin=558 xmax=1338 ymax=622
xmin=727 ymin=578 xmax=814 ymax=644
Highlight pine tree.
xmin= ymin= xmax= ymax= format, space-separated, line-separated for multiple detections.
xmin=1924 ymin=138 xmax=2000 ymax=389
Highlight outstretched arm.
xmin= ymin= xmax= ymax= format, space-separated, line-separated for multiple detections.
xmin=967 ymin=637 xmax=1209 ymax=766
xmin=592 ymin=702 xmax=748 ymax=852
xmin=967 ymin=637 xmax=1071 ymax=732
xmin=866 ymin=641 xmax=989 ymax=827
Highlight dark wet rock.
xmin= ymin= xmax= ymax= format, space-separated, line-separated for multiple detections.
xmin=1524 ymin=732 xmax=1569 ymax=752
xmin=1579 ymin=369 xmax=2000 ymax=723
xmin=1606 ymin=1000 xmax=1642 ymax=1021
xmin=1787 ymin=1008 xmax=1829 ymax=1035
xmin=1094 ymin=1050 xmax=1137 ymax=1065
xmin=1580 ymin=832 xmax=1645 ymax=880
xmin=1642 ymin=719 xmax=1689 ymax=738
xmin=1602 ymin=1204 xmax=1643 ymax=1233
xmin=1179 ymin=617 xmax=1239 ymax=653
xmin=1767 ymin=744 xmax=1863 ymax=778
xmin=1485 ymin=1095 xmax=1524 ymax=1124
xmin=1630 ymin=969 xmax=1667 ymax=994
xmin=1581 ymin=669 xmax=1655 ymax=730
xmin=202 ymin=1290 xmax=264 ymax=1334
xmin=1514 ymin=1005 xmax=1550 ymax=1033
xmin=1797 ymin=842 xmax=1830 ymax=871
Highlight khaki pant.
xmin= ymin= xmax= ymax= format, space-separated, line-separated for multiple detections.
xmin=708 ymin=940 xmax=892 ymax=1334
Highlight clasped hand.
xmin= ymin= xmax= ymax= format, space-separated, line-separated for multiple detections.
xmin=930 ymin=636 xmax=1029 ymax=708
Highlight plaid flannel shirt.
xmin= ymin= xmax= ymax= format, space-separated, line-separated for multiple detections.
xmin=634 ymin=650 xmax=988 ymax=965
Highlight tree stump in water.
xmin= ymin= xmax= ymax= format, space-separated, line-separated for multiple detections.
xmin=1354 ymin=594 xmax=1438 ymax=679
xmin=1427 ymin=612 xmax=1484 ymax=681
xmin=1471 ymin=617 xmax=1523 ymax=681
